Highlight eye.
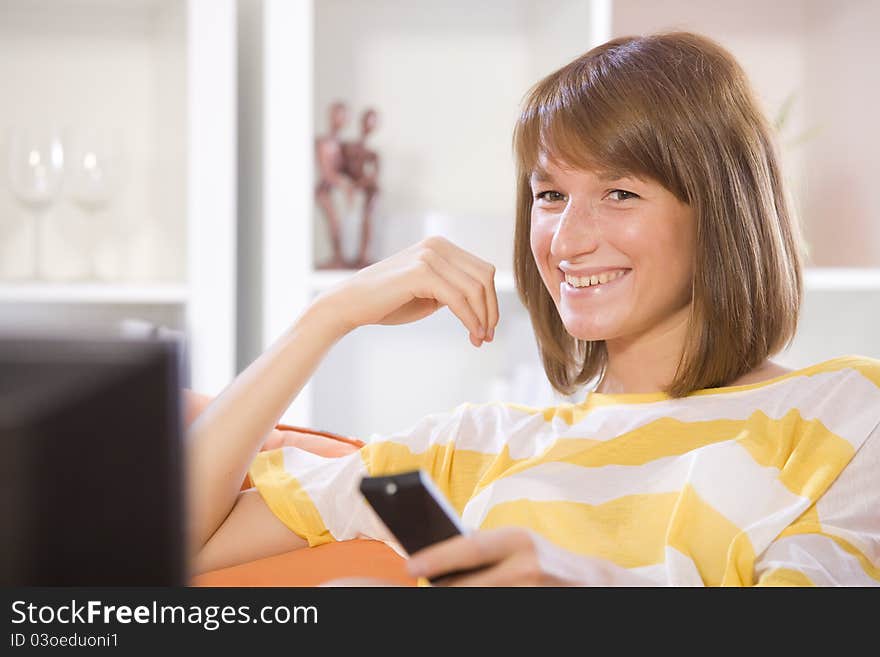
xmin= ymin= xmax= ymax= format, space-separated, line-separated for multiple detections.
xmin=535 ymin=190 xmax=566 ymax=202
xmin=608 ymin=189 xmax=639 ymax=202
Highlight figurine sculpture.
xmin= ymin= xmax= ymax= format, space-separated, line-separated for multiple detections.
xmin=315 ymin=102 xmax=381 ymax=270
xmin=341 ymin=108 xmax=380 ymax=270
xmin=315 ymin=101 xmax=353 ymax=269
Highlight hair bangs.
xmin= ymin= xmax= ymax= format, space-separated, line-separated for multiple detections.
xmin=514 ymin=53 xmax=688 ymax=200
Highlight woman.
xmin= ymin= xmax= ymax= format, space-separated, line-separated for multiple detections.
xmin=189 ymin=32 xmax=880 ymax=586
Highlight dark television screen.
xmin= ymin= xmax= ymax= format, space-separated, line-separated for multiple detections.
xmin=0 ymin=333 xmax=185 ymax=585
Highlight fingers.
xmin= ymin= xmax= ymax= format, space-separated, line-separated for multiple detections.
xmin=419 ymin=262 xmax=484 ymax=345
xmin=431 ymin=563 xmax=506 ymax=587
xmin=414 ymin=249 xmax=486 ymax=347
xmin=433 ymin=553 xmax=543 ymax=587
xmin=407 ymin=528 xmax=529 ymax=581
xmin=428 ymin=237 xmax=499 ymax=340
xmin=318 ymin=577 xmax=404 ymax=587
xmin=423 ymin=253 xmax=488 ymax=345
xmin=419 ymin=236 xmax=500 ymax=343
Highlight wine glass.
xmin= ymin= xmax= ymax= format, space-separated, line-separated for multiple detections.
xmin=66 ymin=128 xmax=125 ymax=281
xmin=6 ymin=127 xmax=65 ymax=280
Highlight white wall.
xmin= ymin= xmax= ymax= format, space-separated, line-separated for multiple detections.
xmin=801 ymin=0 xmax=880 ymax=266
xmin=776 ymin=288 xmax=880 ymax=368
xmin=153 ymin=0 xmax=188 ymax=283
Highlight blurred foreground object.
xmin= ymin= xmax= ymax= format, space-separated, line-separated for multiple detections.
xmin=0 ymin=331 xmax=185 ymax=585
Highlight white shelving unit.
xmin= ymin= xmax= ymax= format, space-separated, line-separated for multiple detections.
xmin=802 ymin=269 xmax=880 ymax=291
xmin=238 ymin=0 xmax=613 ymax=433
xmin=0 ymin=283 xmax=188 ymax=305
xmin=0 ymin=0 xmax=237 ymax=396
xmin=236 ymin=0 xmax=315 ymax=423
xmin=239 ymin=0 xmax=880 ymax=440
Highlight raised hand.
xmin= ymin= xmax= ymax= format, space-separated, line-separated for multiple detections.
xmin=315 ymin=236 xmax=499 ymax=348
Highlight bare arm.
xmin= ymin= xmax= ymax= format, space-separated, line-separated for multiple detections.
xmin=192 ymin=488 xmax=308 ymax=575
xmin=186 ymin=298 xmax=350 ymax=564
xmin=187 ymin=237 xmax=498 ymax=574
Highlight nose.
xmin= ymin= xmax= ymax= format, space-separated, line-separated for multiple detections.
xmin=550 ymin=197 xmax=600 ymax=260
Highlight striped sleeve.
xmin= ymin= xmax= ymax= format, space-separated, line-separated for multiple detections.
xmin=754 ymin=421 xmax=880 ymax=586
xmin=248 ymin=402 xmax=489 ymax=549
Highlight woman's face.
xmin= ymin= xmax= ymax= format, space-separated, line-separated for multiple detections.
xmin=529 ymin=153 xmax=696 ymax=344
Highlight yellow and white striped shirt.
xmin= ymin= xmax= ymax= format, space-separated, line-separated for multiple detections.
xmin=249 ymin=355 xmax=880 ymax=586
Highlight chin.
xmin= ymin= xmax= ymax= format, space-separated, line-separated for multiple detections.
xmin=559 ymin=313 xmax=624 ymax=342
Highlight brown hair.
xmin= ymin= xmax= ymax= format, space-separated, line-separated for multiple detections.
xmin=512 ymin=31 xmax=804 ymax=398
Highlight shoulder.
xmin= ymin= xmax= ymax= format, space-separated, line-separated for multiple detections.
xmin=810 ymin=353 xmax=879 ymax=372
xmin=754 ymin=354 xmax=880 ymax=392
xmin=799 ymin=354 xmax=880 ymax=394
xmin=784 ymin=355 xmax=880 ymax=451
xmin=775 ymin=354 xmax=880 ymax=406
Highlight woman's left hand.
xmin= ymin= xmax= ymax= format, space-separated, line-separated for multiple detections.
xmin=406 ymin=527 xmax=653 ymax=587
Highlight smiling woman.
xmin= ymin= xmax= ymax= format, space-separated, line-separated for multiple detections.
xmin=187 ymin=31 xmax=880 ymax=587
xmin=513 ymin=32 xmax=802 ymax=398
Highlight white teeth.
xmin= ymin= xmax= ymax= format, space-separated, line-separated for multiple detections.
xmin=564 ymin=269 xmax=627 ymax=288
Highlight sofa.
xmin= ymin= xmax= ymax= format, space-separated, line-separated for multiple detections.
xmin=185 ymin=391 xmax=417 ymax=587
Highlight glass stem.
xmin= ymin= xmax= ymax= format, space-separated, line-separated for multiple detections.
xmin=32 ymin=208 xmax=46 ymax=281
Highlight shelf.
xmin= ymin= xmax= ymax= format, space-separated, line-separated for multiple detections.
xmin=310 ymin=269 xmax=517 ymax=293
xmin=0 ymin=283 xmax=189 ymax=305
xmin=803 ymin=268 xmax=880 ymax=291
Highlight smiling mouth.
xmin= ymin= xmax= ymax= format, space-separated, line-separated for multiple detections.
xmin=563 ymin=268 xmax=631 ymax=289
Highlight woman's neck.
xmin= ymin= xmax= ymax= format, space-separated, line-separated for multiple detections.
xmin=595 ymin=309 xmax=690 ymax=395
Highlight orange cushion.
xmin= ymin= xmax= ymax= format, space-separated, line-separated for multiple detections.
xmin=193 ymin=539 xmax=416 ymax=587
xmin=183 ymin=389 xmax=411 ymax=586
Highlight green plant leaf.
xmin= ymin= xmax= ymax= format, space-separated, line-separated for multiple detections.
xmin=774 ymin=90 xmax=798 ymax=132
